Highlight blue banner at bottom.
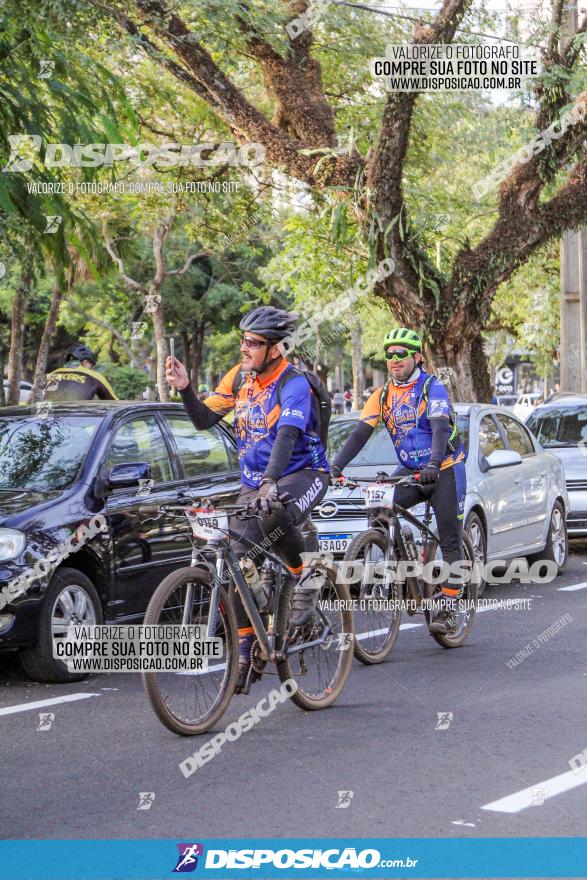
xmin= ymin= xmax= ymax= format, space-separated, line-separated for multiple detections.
xmin=0 ymin=838 xmax=586 ymax=879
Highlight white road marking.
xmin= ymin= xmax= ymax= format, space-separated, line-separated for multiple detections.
xmin=452 ymin=820 xmax=476 ymax=827
xmin=178 ymin=624 xmax=425 ymax=675
xmin=177 ymin=662 xmax=227 ymax=677
xmin=178 ymin=588 xmax=544 ymax=677
xmin=557 ymin=581 xmax=587 ymax=592
xmin=481 ymin=768 xmax=587 ymax=813
xmin=354 ymin=622 xmax=423 ymax=640
xmin=0 ymin=692 xmax=101 ymax=717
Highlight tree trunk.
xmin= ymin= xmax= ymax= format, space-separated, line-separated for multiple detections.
xmin=147 ymin=285 xmax=168 ymax=401
xmin=422 ymin=329 xmax=492 ymax=403
xmin=190 ymin=321 xmax=205 ymax=389
xmin=313 ymin=329 xmax=321 ymax=374
xmin=0 ymin=352 xmax=5 ymax=406
xmin=7 ymin=268 xmax=31 ymax=405
xmin=107 ymin=332 xmax=119 ymax=363
xmin=334 ymin=342 xmax=344 ymax=394
xmin=30 ymin=278 xmax=63 ymax=403
xmin=350 ymin=320 xmax=364 ymax=409
xmin=181 ymin=330 xmax=191 ymax=376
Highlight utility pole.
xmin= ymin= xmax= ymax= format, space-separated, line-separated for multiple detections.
xmin=560 ymin=230 xmax=587 ymax=391
xmin=559 ymin=0 xmax=587 ymax=392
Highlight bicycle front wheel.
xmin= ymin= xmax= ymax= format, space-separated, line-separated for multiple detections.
xmin=276 ymin=564 xmax=354 ymax=710
xmin=142 ymin=567 xmax=239 ymax=735
xmin=344 ymin=528 xmax=402 ymax=665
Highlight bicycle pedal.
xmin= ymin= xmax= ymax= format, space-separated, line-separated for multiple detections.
xmin=235 ymin=664 xmax=262 ymax=696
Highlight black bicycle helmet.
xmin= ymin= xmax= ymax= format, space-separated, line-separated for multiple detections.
xmin=65 ymin=344 xmax=97 ymax=366
xmin=239 ymin=306 xmax=298 ymax=341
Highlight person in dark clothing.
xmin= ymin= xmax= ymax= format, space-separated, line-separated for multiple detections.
xmin=44 ymin=345 xmax=117 ymax=401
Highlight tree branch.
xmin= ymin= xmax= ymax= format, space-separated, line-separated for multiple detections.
xmin=236 ymin=3 xmax=337 ymax=146
xmin=122 ymin=0 xmax=360 ymax=187
xmin=367 ymin=0 xmax=473 ymax=308
xmin=166 ymin=250 xmax=212 ymax=276
xmin=102 ymin=221 xmax=144 ymax=291
xmin=562 ymin=13 xmax=587 ymax=66
xmin=65 ymin=297 xmax=135 ymax=361
xmin=448 ymin=150 xmax=587 ymax=338
xmin=545 ymin=0 xmax=565 ymax=63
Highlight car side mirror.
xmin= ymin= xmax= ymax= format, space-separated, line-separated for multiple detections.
xmin=485 ymin=449 xmax=522 ymax=469
xmin=107 ymin=462 xmax=152 ymax=489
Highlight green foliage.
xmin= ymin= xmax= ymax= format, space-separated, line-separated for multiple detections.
xmin=487 ymin=241 xmax=560 ymax=374
xmin=98 ymin=362 xmax=149 ymax=400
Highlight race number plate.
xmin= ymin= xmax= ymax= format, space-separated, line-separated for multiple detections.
xmin=188 ymin=508 xmax=229 ymax=541
xmin=363 ymin=485 xmax=395 ymax=509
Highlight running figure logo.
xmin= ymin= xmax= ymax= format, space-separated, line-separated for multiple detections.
xmin=173 ymin=843 xmax=204 ymax=872
xmin=335 ymin=790 xmax=354 ymax=809
xmin=36 ymin=712 xmax=55 ymax=731
xmin=435 ymin=712 xmax=453 ymax=730
xmin=532 ymin=788 xmax=548 ymax=806
xmin=137 ymin=792 xmax=155 ymax=810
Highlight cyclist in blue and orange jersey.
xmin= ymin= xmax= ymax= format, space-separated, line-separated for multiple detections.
xmin=331 ymin=327 xmax=467 ymax=635
xmin=166 ymin=306 xmax=330 ymax=692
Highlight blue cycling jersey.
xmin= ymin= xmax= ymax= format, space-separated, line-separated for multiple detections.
xmin=204 ymin=359 xmax=329 ymax=488
xmin=360 ymin=369 xmax=466 ymax=470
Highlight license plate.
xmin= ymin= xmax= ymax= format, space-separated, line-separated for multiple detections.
xmin=188 ymin=508 xmax=229 ymax=541
xmin=363 ymin=484 xmax=395 ymax=509
xmin=319 ymin=534 xmax=352 ymax=553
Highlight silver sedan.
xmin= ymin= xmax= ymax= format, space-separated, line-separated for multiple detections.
xmin=314 ymin=404 xmax=569 ymax=577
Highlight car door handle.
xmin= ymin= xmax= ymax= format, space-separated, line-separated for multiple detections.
xmin=514 ymin=478 xmax=522 ymax=484
xmin=540 ymin=471 xmax=546 ymax=477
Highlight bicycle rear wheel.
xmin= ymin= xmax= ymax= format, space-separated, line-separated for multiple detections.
xmin=424 ymin=533 xmax=480 ymax=648
xmin=276 ymin=563 xmax=353 ymax=710
xmin=344 ymin=528 xmax=402 ymax=665
xmin=142 ymin=567 xmax=238 ymax=735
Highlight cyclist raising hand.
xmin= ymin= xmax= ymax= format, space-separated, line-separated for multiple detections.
xmin=166 ymin=306 xmax=330 ymax=693
xmin=331 ymin=327 xmax=467 ymax=635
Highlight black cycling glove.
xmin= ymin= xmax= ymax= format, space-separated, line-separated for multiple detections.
xmin=420 ymin=463 xmax=440 ymax=484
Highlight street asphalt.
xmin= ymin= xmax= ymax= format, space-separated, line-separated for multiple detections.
xmin=1 ymin=546 xmax=586 ymax=846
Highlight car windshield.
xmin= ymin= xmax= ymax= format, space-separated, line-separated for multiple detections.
xmin=0 ymin=415 xmax=101 ymax=490
xmin=327 ymin=413 xmax=470 ymax=462
xmin=327 ymin=419 xmax=398 ymax=466
xmin=526 ymin=407 xmax=587 ymax=447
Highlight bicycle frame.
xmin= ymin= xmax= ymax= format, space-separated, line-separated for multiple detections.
xmin=340 ymin=476 xmax=442 ymax=605
xmin=185 ymin=515 xmax=336 ymax=665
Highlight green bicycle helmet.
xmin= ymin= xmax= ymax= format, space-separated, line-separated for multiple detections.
xmin=382 ymin=327 xmax=422 ymax=354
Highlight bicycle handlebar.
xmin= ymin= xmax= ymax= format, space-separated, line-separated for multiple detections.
xmin=158 ymin=499 xmax=283 ymax=520
xmin=337 ymin=472 xmax=422 ymax=491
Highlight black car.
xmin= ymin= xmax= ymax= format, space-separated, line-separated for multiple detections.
xmin=0 ymin=402 xmax=241 ymax=682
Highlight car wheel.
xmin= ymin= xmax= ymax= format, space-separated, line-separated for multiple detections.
xmin=530 ymin=500 xmax=568 ymax=576
xmin=19 ymin=567 xmax=103 ymax=683
xmin=464 ymin=511 xmax=487 ymax=597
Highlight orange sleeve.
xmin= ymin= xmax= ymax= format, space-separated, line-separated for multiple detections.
xmin=359 ymin=387 xmax=382 ymax=427
xmin=203 ymin=364 xmax=242 ymax=415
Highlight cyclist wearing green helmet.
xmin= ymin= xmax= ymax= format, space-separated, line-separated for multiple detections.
xmin=331 ymin=326 xmax=467 ymax=635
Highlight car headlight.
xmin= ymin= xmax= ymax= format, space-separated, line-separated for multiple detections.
xmin=0 ymin=529 xmax=26 ymax=562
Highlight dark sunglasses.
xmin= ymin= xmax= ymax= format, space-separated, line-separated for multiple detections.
xmin=241 ymin=336 xmax=269 ymax=350
xmin=385 ymin=347 xmax=413 ymax=361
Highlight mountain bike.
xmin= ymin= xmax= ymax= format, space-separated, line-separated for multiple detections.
xmin=337 ymin=472 xmax=480 ymax=664
xmin=142 ymin=498 xmax=354 ymax=735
